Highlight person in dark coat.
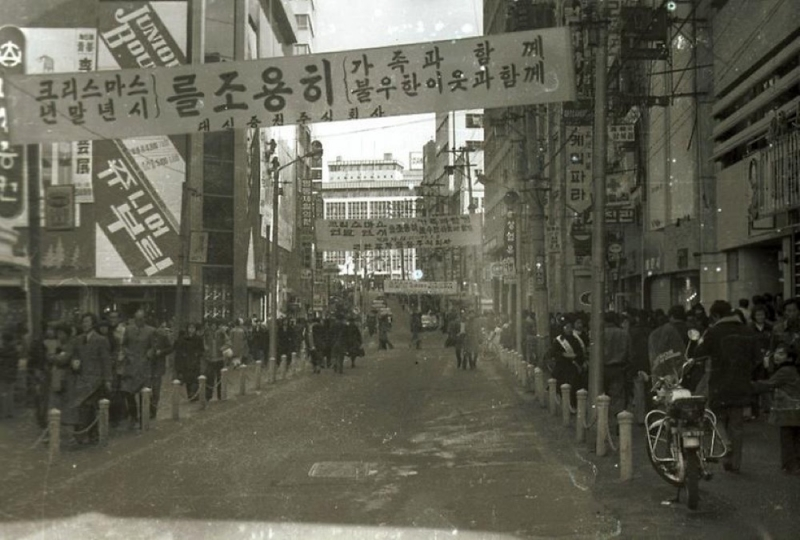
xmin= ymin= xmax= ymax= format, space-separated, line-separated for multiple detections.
xmin=306 ymin=317 xmax=324 ymax=374
xmin=551 ymin=317 xmax=586 ymax=406
xmin=69 ymin=313 xmax=112 ymax=444
xmin=344 ymin=316 xmax=364 ymax=369
xmin=119 ymin=309 xmax=155 ymax=429
xmin=753 ymin=343 xmax=800 ymax=474
xmin=410 ymin=310 xmax=422 ymax=350
xmin=693 ymin=300 xmax=759 ymax=473
xmin=378 ymin=314 xmax=393 ymax=350
xmin=174 ymin=323 xmax=205 ymax=402
xmin=647 ymin=305 xmax=690 ymax=384
xmin=329 ymin=315 xmax=348 ymax=374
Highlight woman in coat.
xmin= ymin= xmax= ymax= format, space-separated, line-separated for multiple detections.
xmin=174 ymin=323 xmax=205 ymax=402
xmin=69 ymin=313 xmax=112 ymax=444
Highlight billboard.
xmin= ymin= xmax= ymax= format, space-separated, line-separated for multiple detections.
xmin=383 ymin=280 xmax=458 ymax=295
xmin=315 ymin=214 xmax=482 ymax=252
xmin=94 ymin=1 xmax=187 ymax=278
xmin=0 ymin=26 xmax=26 ymax=228
xmin=6 ymin=28 xmax=576 ymax=143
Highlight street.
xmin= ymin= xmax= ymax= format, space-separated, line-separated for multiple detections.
xmin=2 ymin=304 xmax=798 ymax=539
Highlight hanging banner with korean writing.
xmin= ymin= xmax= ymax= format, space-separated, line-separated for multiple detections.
xmin=503 ymin=211 xmax=516 ymax=272
xmin=94 ymin=1 xmax=187 ymax=278
xmin=0 ymin=25 xmax=26 ymax=226
xmin=383 ymin=280 xmax=458 ymax=295
xmin=6 ymin=27 xmax=575 ymax=143
xmin=566 ymin=125 xmax=593 ymax=214
xmin=315 ymin=214 xmax=481 ymax=252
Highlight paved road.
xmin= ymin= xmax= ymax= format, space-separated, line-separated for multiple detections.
xmin=2 ymin=303 xmax=798 ymax=539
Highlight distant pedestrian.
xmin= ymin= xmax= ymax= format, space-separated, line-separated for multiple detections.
xmin=329 ymin=315 xmax=348 ymax=374
xmin=174 ymin=323 xmax=205 ymax=402
xmin=344 ymin=316 xmax=364 ymax=369
xmin=119 ymin=309 xmax=155 ymax=430
xmin=378 ymin=314 xmax=394 ymax=350
xmin=410 ymin=310 xmax=422 ymax=350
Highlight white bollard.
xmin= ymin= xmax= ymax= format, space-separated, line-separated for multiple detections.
xmin=291 ymin=352 xmax=299 ymax=376
xmin=279 ymin=355 xmax=288 ymax=380
xmin=98 ymin=399 xmax=110 ymax=446
xmin=560 ymin=383 xmax=572 ymax=427
xmin=198 ymin=375 xmax=207 ymax=409
xmin=525 ymin=364 xmax=534 ymax=391
xmin=171 ymin=379 xmax=181 ymax=421
xmin=238 ymin=365 xmax=247 ymax=396
xmin=141 ymin=387 xmax=152 ymax=430
xmin=535 ymin=368 xmax=546 ymax=408
xmin=254 ymin=360 xmax=263 ymax=390
xmin=618 ymin=410 xmax=634 ymax=481
xmin=220 ymin=368 xmax=229 ymax=400
xmin=548 ymin=378 xmax=558 ymax=417
xmin=596 ymin=394 xmax=611 ymax=457
xmin=576 ymin=389 xmax=588 ymax=443
xmin=267 ymin=357 xmax=277 ymax=384
xmin=48 ymin=408 xmax=61 ymax=461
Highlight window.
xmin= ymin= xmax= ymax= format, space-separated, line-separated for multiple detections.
xmin=296 ymin=14 xmax=310 ymax=29
xmin=465 ymin=140 xmax=484 ymax=152
xmin=294 ymin=43 xmax=311 ymax=55
xmin=349 ymin=201 xmax=368 ymax=219
xmin=466 ymin=113 xmax=484 ymax=128
xmin=326 ymin=201 xmax=346 ymax=219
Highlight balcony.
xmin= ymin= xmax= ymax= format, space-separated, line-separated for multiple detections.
xmin=750 ymin=130 xmax=800 ymax=219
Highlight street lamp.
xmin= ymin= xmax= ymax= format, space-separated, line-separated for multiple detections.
xmin=267 ymin=140 xmax=323 ymax=365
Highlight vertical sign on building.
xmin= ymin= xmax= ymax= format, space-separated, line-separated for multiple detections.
xmin=0 ymin=26 xmax=26 ymax=228
xmin=72 ymin=30 xmax=96 ymax=203
xmin=566 ymin=126 xmax=593 ymax=215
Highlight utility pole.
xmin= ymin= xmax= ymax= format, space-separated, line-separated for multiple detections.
xmin=525 ymin=106 xmax=551 ymax=363
xmin=589 ymin=8 xmax=608 ymax=410
xmin=26 ymin=145 xmax=41 ymax=347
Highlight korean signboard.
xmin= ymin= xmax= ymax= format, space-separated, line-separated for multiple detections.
xmin=6 ymin=28 xmax=575 ymax=143
xmin=566 ymin=126 xmax=593 ymax=214
xmin=0 ymin=26 xmax=26 ymax=226
xmin=383 ymin=280 xmax=458 ymax=295
xmin=45 ymin=185 xmax=75 ymax=230
xmin=315 ymin=214 xmax=481 ymax=252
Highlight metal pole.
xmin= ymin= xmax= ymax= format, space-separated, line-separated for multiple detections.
xmin=26 ymin=144 xmax=42 ymax=349
xmin=589 ymin=14 xmax=608 ymax=409
xmin=515 ymin=205 xmax=524 ymax=354
xmin=268 ymin=167 xmax=280 ymax=365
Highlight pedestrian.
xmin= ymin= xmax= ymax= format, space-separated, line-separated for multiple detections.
xmin=752 ymin=343 xmax=800 ymax=474
xmin=307 ymin=316 xmax=324 ymax=374
xmin=344 ymin=315 xmax=364 ymax=369
xmin=149 ymin=321 xmax=172 ymax=419
xmin=410 ymin=309 xmax=422 ymax=350
xmin=119 ymin=309 xmax=155 ymax=430
xmin=69 ymin=313 xmax=112 ymax=445
xmin=551 ymin=316 xmax=586 ymax=406
xmin=45 ymin=323 xmax=75 ymax=425
xmin=367 ymin=311 xmax=377 ymax=337
xmin=378 ymin=314 xmax=394 ymax=350
xmin=329 ymin=315 xmax=348 ymax=374
xmin=647 ymin=305 xmax=690 ymax=384
xmin=693 ymin=300 xmax=759 ymax=473
xmin=603 ymin=312 xmax=631 ymax=421
xmin=229 ymin=318 xmax=249 ymax=367
xmin=174 ymin=323 xmax=205 ymax=401
xmin=205 ymin=319 xmax=228 ymax=400
xmin=771 ymin=297 xmax=800 ymax=351
xmin=464 ymin=311 xmax=481 ymax=370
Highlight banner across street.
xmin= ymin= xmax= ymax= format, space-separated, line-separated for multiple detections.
xmin=315 ymin=214 xmax=481 ymax=252
xmin=4 ymin=28 xmax=575 ymax=144
xmin=383 ymin=280 xmax=458 ymax=295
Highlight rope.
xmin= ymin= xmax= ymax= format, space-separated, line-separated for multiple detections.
xmin=71 ymin=417 xmax=99 ymax=436
xmin=30 ymin=427 xmax=50 ymax=449
xmin=581 ymin=412 xmax=597 ymax=430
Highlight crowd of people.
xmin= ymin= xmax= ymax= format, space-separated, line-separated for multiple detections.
xmin=0 ymin=307 xmax=375 ymax=449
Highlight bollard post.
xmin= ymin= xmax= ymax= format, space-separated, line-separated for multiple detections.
xmin=548 ymin=378 xmax=558 ymax=417
xmin=618 ymin=410 xmax=634 ymax=481
xmin=596 ymin=394 xmax=611 ymax=457
xmin=254 ymin=360 xmax=263 ymax=390
xmin=48 ymin=408 xmax=61 ymax=461
xmin=279 ymin=355 xmax=288 ymax=380
xmin=198 ymin=375 xmax=207 ymax=409
xmin=220 ymin=368 xmax=229 ymax=400
xmin=268 ymin=356 xmax=277 ymax=384
xmin=171 ymin=379 xmax=181 ymax=421
xmin=291 ymin=352 xmax=299 ymax=377
xmin=525 ymin=364 xmax=534 ymax=391
xmin=560 ymin=384 xmax=572 ymax=427
xmin=633 ymin=375 xmax=646 ymax=425
xmin=535 ymin=368 xmax=546 ymax=408
xmin=140 ymin=387 xmax=152 ymax=430
xmin=98 ymin=399 xmax=110 ymax=446
xmin=238 ymin=365 xmax=247 ymax=396
xmin=576 ymin=389 xmax=588 ymax=443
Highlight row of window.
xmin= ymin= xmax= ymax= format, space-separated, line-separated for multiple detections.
xmin=323 ymin=249 xmax=417 ymax=272
xmin=324 ymin=199 xmax=417 ymax=219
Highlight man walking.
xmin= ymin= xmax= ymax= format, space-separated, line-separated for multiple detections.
xmin=119 ymin=309 xmax=155 ymax=430
xmin=410 ymin=309 xmax=422 ymax=350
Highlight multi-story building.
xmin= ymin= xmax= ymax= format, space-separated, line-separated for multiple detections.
xmin=320 ymin=155 xmax=420 ymax=285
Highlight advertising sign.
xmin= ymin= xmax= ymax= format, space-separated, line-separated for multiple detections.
xmin=566 ymin=126 xmax=593 ymax=214
xmin=94 ymin=1 xmax=187 ymax=278
xmin=0 ymin=25 xmax=26 ymax=225
xmin=45 ymin=185 xmax=75 ymax=230
xmin=6 ymin=28 xmax=576 ymax=143
xmin=315 ymin=214 xmax=481 ymax=252
xmin=383 ymin=280 xmax=458 ymax=295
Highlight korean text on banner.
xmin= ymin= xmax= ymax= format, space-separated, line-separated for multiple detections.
xmin=315 ymin=214 xmax=481 ymax=252
xmin=383 ymin=280 xmax=458 ymax=295
xmin=5 ymin=28 xmax=576 ymax=144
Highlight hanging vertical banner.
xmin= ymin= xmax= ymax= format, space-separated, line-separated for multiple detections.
xmin=94 ymin=1 xmax=188 ymax=278
xmin=503 ymin=211 xmax=517 ymax=275
xmin=0 ymin=25 xmax=26 ymax=226
xmin=566 ymin=125 xmax=593 ymax=214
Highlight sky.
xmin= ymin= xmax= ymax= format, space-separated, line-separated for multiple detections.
xmin=312 ymin=0 xmax=483 ymax=170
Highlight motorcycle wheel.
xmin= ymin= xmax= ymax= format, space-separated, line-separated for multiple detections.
xmin=685 ymin=448 xmax=701 ymax=510
xmin=645 ymin=413 xmax=683 ymax=487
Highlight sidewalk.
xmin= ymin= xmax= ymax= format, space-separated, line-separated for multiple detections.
xmin=492 ymin=352 xmax=800 ymax=539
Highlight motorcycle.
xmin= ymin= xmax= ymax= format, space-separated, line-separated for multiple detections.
xmin=644 ymin=329 xmax=728 ymax=510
